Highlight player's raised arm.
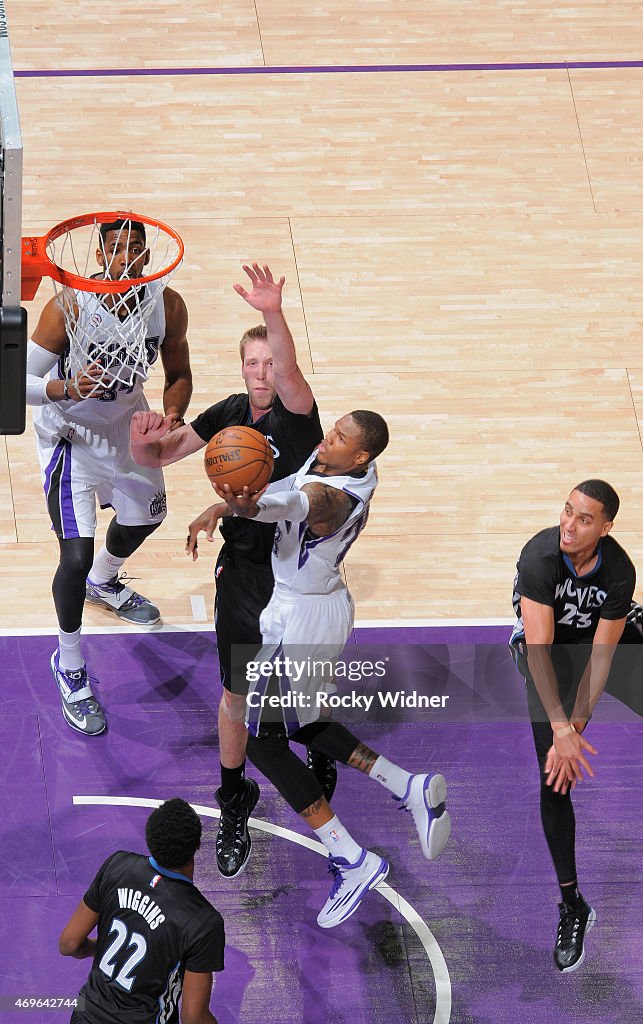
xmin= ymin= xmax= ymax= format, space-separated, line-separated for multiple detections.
xmin=233 ymin=263 xmax=314 ymax=415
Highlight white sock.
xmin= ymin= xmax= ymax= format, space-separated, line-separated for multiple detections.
xmin=369 ymin=755 xmax=413 ymax=800
xmin=58 ymin=627 xmax=84 ymax=671
xmin=314 ymin=815 xmax=362 ymax=863
xmin=89 ymin=545 xmax=126 ymax=586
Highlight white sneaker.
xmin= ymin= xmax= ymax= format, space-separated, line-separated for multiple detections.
xmin=51 ymin=649 xmax=106 ymax=736
xmin=86 ymin=573 xmax=160 ymax=625
xmin=399 ymin=772 xmax=451 ymax=860
xmin=317 ymin=849 xmax=389 ymax=929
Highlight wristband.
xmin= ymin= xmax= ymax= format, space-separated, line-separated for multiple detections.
xmin=554 ymin=724 xmax=576 ymax=739
xmin=63 ymin=379 xmax=69 ymax=401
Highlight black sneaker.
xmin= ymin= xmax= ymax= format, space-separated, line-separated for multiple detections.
xmin=306 ymin=748 xmax=338 ymax=803
xmin=554 ymin=898 xmax=596 ymax=973
xmin=214 ymin=778 xmax=260 ymax=878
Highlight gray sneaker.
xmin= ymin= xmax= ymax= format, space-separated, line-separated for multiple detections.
xmin=51 ymin=650 xmax=106 ymax=736
xmin=86 ymin=573 xmax=161 ymax=625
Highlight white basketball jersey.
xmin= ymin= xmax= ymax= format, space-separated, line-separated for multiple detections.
xmin=271 ymin=450 xmax=378 ymax=595
xmin=35 ymin=282 xmax=167 ymax=428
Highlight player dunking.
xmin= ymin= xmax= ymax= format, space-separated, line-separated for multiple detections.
xmin=130 ymin=263 xmax=332 ymax=878
xmin=207 ymin=410 xmax=451 ymax=927
xmin=59 ymin=798 xmax=224 ymax=1024
xmin=510 ymin=480 xmax=643 ymax=972
xmin=26 ymin=219 xmax=192 ymax=736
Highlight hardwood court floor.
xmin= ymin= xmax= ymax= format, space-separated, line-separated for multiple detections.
xmin=2 ymin=2 xmax=643 ymax=628
xmin=0 ymin=10 xmax=641 ymax=1024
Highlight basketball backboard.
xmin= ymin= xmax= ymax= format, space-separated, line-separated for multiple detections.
xmin=0 ymin=0 xmax=26 ymax=434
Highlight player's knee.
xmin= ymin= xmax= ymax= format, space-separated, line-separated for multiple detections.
xmin=260 ymin=726 xmax=290 ymax=761
xmin=219 ymin=688 xmax=247 ymax=723
xmin=106 ymin=520 xmax=163 ymax=558
xmin=58 ymin=538 xmax=94 ymax=582
xmin=246 ymin=728 xmax=290 ymax=770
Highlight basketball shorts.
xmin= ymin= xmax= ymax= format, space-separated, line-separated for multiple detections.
xmin=33 ymin=400 xmax=167 ymax=539
xmin=245 ymin=583 xmax=355 ymax=735
xmin=214 ymin=548 xmax=274 ymax=691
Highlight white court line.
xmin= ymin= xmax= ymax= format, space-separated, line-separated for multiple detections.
xmin=190 ymin=595 xmax=209 ymax=622
xmin=357 ymin=617 xmax=513 ymax=628
xmin=74 ymin=794 xmax=452 ymax=1024
xmin=0 ymin=617 xmax=513 ymax=637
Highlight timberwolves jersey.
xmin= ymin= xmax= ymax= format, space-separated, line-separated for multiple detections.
xmin=269 ymin=451 xmax=378 ymax=595
xmin=35 ymin=282 xmax=166 ymax=430
xmin=75 ymin=851 xmax=224 ymax=1024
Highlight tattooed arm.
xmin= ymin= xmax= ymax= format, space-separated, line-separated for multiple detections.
xmin=214 ymin=480 xmax=355 ymax=536
xmin=301 ymin=483 xmax=355 ymax=537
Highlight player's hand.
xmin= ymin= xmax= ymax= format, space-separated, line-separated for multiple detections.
xmin=185 ymin=504 xmax=227 ymax=560
xmin=545 ymin=730 xmax=597 ymax=791
xmin=554 ymin=727 xmax=597 ymax=767
xmin=544 ymin=748 xmax=576 ymax=793
xmin=212 ymin=482 xmax=268 ymax=518
xmin=68 ymin=361 xmax=107 ymax=400
xmin=233 ymin=263 xmax=285 ymax=313
xmin=130 ymin=410 xmax=174 ymax=446
xmin=164 ymin=411 xmax=186 ymax=433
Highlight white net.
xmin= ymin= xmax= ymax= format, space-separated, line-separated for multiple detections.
xmin=47 ymin=218 xmax=182 ymax=397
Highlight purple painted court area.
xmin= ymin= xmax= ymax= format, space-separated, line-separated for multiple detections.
xmin=0 ymin=627 xmax=641 ymax=1024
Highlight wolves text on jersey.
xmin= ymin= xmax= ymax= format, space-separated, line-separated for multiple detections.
xmin=555 ymin=577 xmax=607 ymax=629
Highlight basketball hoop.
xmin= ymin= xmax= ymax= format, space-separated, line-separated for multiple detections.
xmin=21 ymin=211 xmax=184 ymax=396
xmin=22 ymin=210 xmax=183 ymax=299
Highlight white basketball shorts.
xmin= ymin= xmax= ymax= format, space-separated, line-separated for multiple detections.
xmin=33 ymin=398 xmax=167 ymax=539
xmin=245 ymin=583 xmax=355 ymax=734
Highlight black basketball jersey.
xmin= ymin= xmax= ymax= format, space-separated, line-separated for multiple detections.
xmin=75 ymin=851 xmax=224 ymax=1024
xmin=191 ymin=393 xmax=323 ymax=563
xmin=512 ymin=526 xmax=636 ymax=643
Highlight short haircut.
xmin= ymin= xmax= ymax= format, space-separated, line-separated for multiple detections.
xmin=239 ymin=324 xmax=268 ymax=360
xmin=145 ymin=798 xmax=202 ymax=869
xmin=350 ymin=410 xmax=390 ymax=461
xmin=574 ymin=479 xmax=620 ymax=521
xmin=99 ymin=218 xmax=146 ymax=246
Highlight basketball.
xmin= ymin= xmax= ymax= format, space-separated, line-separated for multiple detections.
xmin=204 ymin=426 xmax=274 ymax=494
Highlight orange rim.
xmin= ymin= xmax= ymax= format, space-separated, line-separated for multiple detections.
xmin=21 ymin=210 xmax=184 ymax=301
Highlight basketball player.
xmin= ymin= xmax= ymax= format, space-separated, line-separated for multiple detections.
xmin=510 ymin=480 xmax=643 ymax=972
xmin=25 ymin=219 xmax=192 ymax=737
xmin=59 ymin=798 xmax=224 ymax=1024
xmin=205 ymin=410 xmax=451 ymax=927
xmin=130 ymin=262 xmax=328 ymax=879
